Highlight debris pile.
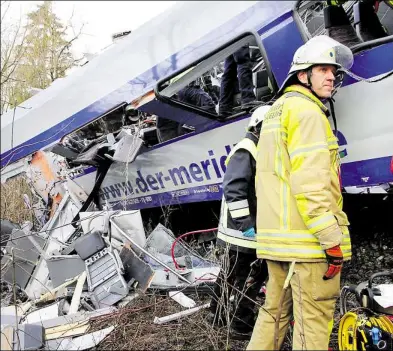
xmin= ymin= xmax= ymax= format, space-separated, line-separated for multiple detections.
xmin=0 ymin=184 xmax=221 ymax=350
xmin=1 ymin=176 xmax=392 ymax=350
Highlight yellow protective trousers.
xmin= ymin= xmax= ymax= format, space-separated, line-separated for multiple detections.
xmin=247 ymin=260 xmax=339 ymax=350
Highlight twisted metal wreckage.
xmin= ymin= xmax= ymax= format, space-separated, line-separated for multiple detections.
xmin=1 ymin=190 xmax=222 ymax=349
xmin=1 ymin=0 xmax=393 ymax=349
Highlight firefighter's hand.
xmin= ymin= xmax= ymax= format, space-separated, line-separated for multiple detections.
xmin=323 ymin=245 xmax=343 ymax=280
xmin=243 ymin=227 xmax=255 ymax=238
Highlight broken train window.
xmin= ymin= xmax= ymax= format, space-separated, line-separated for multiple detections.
xmin=53 ymin=104 xmax=159 ymax=168
xmin=296 ymin=1 xmax=393 ymax=48
xmin=155 ymin=31 xmax=277 ymax=121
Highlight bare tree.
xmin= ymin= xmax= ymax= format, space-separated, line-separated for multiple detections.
xmin=0 ymin=0 xmax=85 ymax=115
xmin=0 ymin=1 xmax=28 ymax=114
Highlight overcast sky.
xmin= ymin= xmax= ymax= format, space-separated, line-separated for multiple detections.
xmin=2 ymin=1 xmax=177 ymax=56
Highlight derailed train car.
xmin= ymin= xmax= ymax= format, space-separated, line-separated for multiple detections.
xmin=1 ymin=1 xmax=392 ymax=228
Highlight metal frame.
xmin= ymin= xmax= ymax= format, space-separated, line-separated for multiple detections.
xmin=109 ymin=218 xmax=192 ymax=284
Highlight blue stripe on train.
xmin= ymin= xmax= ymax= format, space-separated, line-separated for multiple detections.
xmin=99 ymin=155 xmax=393 ymax=211
xmin=1 ymin=2 xmax=291 ymax=167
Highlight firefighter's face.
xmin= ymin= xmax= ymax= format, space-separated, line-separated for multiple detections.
xmin=298 ymin=65 xmax=337 ymax=98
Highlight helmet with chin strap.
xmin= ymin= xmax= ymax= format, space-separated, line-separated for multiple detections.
xmin=277 ymin=35 xmax=354 ymax=96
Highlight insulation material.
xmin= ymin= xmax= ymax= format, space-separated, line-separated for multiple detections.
xmin=45 ymin=321 xmax=89 ymax=340
xmin=27 ymin=151 xmax=65 ymax=216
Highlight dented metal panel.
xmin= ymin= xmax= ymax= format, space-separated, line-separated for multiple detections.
xmin=85 ymin=248 xmax=128 ymax=309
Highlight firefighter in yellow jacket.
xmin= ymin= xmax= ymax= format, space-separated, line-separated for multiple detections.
xmin=247 ymin=35 xmax=354 ymax=350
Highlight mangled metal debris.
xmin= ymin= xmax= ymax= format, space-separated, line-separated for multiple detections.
xmin=23 ymin=301 xmax=61 ymax=324
xmin=1 ymin=302 xmax=32 ymax=328
xmin=83 ymin=245 xmax=129 ymax=309
xmin=46 ymin=255 xmax=86 ymax=289
xmin=52 ymin=325 xmax=115 ymax=351
xmin=1 ymin=323 xmax=45 ymax=351
xmin=110 ymin=219 xmax=193 ymax=285
xmin=26 ymin=307 xmax=117 ymax=329
xmin=1 ymin=229 xmax=45 ymax=290
xmin=1 ymin=181 xmax=221 ymax=350
xmin=120 ymin=244 xmax=154 ymax=293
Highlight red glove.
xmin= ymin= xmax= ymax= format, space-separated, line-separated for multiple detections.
xmin=323 ymin=245 xmax=343 ymax=280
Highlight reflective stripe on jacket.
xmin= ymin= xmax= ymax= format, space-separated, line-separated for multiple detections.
xmin=255 ymin=85 xmax=351 ymax=262
xmin=217 ymin=134 xmax=258 ymax=251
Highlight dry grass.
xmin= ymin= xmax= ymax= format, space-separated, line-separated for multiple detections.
xmin=0 ymin=176 xmax=34 ymax=224
xmin=90 ymin=294 xmax=248 ymax=351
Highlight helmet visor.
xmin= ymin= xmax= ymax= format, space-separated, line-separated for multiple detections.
xmin=293 ymin=35 xmax=354 ymax=70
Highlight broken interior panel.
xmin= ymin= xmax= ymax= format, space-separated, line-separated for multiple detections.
xmin=56 ymin=104 xmax=159 ymax=168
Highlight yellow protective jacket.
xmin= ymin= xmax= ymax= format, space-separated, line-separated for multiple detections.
xmin=255 ymin=85 xmax=351 ymax=262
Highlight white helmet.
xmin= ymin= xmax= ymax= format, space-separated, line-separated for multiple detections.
xmin=247 ymin=105 xmax=271 ymax=131
xmin=278 ymin=35 xmax=354 ymax=94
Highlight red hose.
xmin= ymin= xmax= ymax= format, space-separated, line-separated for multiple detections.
xmin=171 ymin=227 xmax=218 ymax=269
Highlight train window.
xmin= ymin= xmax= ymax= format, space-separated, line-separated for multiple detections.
xmin=296 ymin=1 xmax=393 ymax=48
xmin=155 ymin=31 xmax=277 ymax=121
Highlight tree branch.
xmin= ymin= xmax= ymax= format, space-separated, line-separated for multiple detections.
xmin=1 ymin=0 xmax=11 ymax=23
xmin=1 ymin=17 xmax=28 ymax=85
xmin=57 ymin=22 xmax=85 ymax=63
xmin=1 ymin=0 xmax=84 ymax=112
